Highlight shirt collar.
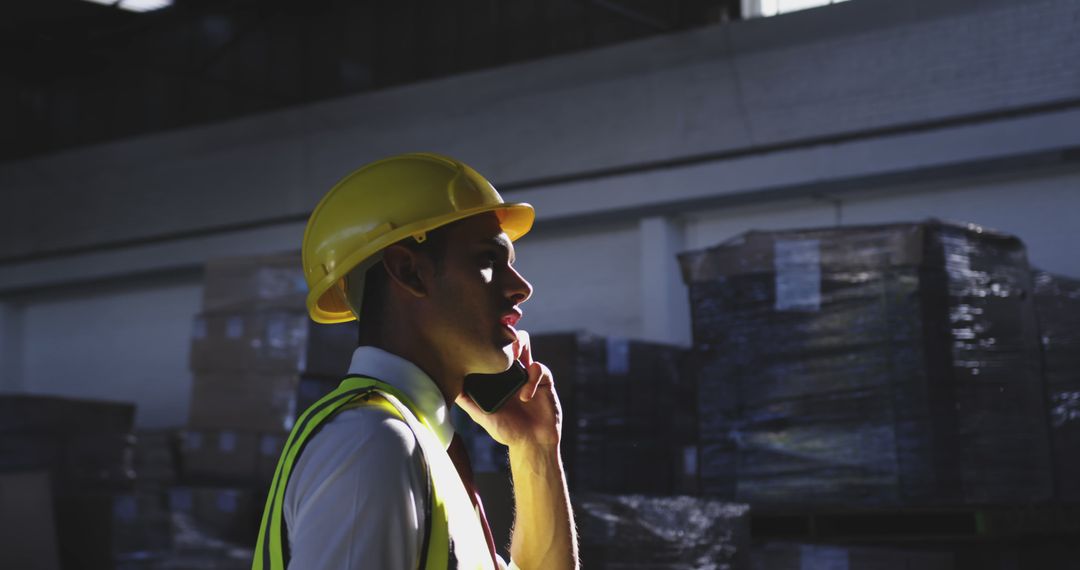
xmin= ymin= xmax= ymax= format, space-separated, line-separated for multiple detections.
xmin=346 ymin=345 xmax=455 ymax=449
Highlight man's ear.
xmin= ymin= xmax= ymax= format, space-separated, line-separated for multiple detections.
xmin=381 ymin=243 xmax=429 ymax=298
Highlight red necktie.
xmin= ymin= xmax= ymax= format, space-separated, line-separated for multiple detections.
xmin=447 ymin=434 xmax=499 ymax=569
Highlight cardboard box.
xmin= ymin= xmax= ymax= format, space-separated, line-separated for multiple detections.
xmin=256 ymin=433 xmax=286 ymax=485
xmin=190 ymin=310 xmax=355 ymax=377
xmin=0 ymin=471 xmax=61 ymax=570
xmin=180 ymin=430 xmax=261 ymax=484
xmin=188 ymin=372 xmax=299 ymax=432
xmin=190 ymin=310 xmax=308 ymax=373
xmin=180 ymin=430 xmax=286 ymax=487
xmin=169 ymin=486 xmax=260 ymax=546
xmin=202 ymin=253 xmax=308 ymax=313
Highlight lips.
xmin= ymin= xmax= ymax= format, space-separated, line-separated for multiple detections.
xmin=501 ymin=309 xmax=522 ymax=328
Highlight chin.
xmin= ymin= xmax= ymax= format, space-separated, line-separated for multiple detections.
xmin=464 ymin=349 xmax=513 ymax=376
xmin=486 ymin=353 xmax=513 ymax=374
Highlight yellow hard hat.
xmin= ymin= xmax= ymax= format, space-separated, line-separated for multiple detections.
xmin=302 ymin=152 xmax=535 ymax=324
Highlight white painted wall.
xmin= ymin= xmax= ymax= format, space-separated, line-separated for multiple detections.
xmin=838 ymin=170 xmax=1080 ymax=277
xmin=684 ymin=197 xmax=839 ymax=251
xmin=17 ymin=277 xmax=203 ymax=428
xmin=513 ymin=222 xmax=642 ymax=339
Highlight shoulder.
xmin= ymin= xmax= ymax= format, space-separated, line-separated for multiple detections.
xmin=285 ymin=398 xmax=428 ymax=517
xmin=282 ymin=397 xmax=431 ymax=568
xmin=319 ymin=397 xmax=421 ymax=458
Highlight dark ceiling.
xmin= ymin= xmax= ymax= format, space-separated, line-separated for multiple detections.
xmin=0 ymin=0 xmax=738 ymax=162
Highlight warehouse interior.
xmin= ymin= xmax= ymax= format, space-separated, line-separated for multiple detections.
xmin=2 ymin=0 xmax=1079 ymax=568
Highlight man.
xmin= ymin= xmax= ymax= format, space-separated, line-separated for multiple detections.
xmin=253 ymin=152 xmax=578 ymax=570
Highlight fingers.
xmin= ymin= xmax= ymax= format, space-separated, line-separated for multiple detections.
xmin=513 ymin=329 xmax=554 ymax=403
xmin=517 ymin=361 xmax=538 ymax=402
xmin=520 ymin=362 xmax=552 ymax=402
xmin=515 ymin=330 xmax=533 ymax=367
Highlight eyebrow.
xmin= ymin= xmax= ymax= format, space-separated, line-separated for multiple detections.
xmin=482 ymin=237 xmax=515 ymax=264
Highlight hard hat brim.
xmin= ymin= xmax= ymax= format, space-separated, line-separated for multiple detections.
xmin=307 ymin=202 xmax=535 ymax=324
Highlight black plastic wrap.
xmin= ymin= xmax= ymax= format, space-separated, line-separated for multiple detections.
xmin=680 ymin=221 xmax=1052 ymax=506
xmin=1033 ymin=270 xmax=1080 ymax=502
xmin=530 ymin=333 xmax=698 ymax=496
xmin=454 ymin=333 xmax=698 ymax=495
xmin=576 ymin=494 xmax=750 ymax=570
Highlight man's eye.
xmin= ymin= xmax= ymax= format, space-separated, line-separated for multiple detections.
xmin=480 ymin=252 xmax=498 ymax=267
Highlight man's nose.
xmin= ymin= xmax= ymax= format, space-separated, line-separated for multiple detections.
xmin=506 ymin=265 xmax=533 ymax=305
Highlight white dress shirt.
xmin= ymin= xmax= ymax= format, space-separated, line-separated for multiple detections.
xmin=283 ymin=346 xmax=516 ymax=569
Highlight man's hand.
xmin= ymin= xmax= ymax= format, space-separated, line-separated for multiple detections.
xmin=456 ymin=330 xmax=579 ymax=570
xmin=456 ymin=330 xmax=562 ymax=451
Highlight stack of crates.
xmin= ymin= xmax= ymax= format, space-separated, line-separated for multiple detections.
xmin=676 ymin=220 xmax=1080 ymax=570
xmin=463 ymin=332 xmax=739 ymax=567
xmin=180 ymin=252 xmax=356 ymax=547
xmin=0 ymin=395 xmax=170 ymax=569
xmin=678 ymin=220 xmax=1053 ymax=508
xmin=528 ymin=332 xmax=698 ymax=496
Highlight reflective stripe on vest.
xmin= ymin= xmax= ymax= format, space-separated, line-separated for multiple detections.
xmin=251 ymin=375 xmax=495 ymax=570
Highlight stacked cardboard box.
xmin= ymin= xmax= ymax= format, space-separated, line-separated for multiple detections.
xmin=0 ymin=395 xmax=150 ymax=568
xmin=679 ymin=221 xmax=1053 ymax=507
xmin=179 ymin=252 xmax=354 ymax=549
xmin=183 ymin=252 xmax=355 ymax=496
xmin=1033 ymin=270 xmax=1080 ymax=502
xmin=187 ymin=310 xmax=355 ymax=433
xmin=168 ymin=486 xmax=262 ymax=545
xmin=576 ymin=494 xmax=750 ymax=569
xmin=179 ymin=430 xmax=285 ymax=486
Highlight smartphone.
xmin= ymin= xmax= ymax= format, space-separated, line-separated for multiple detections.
xmin=463 ymin=360 xmax=528 ymax=414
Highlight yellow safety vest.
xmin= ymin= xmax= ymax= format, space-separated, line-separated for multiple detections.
xmin=252 ymin=376 xmax=495 ymax=570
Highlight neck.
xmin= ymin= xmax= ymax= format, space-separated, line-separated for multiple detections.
xmin=361 ymin=317 xmax=464 ymax=409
